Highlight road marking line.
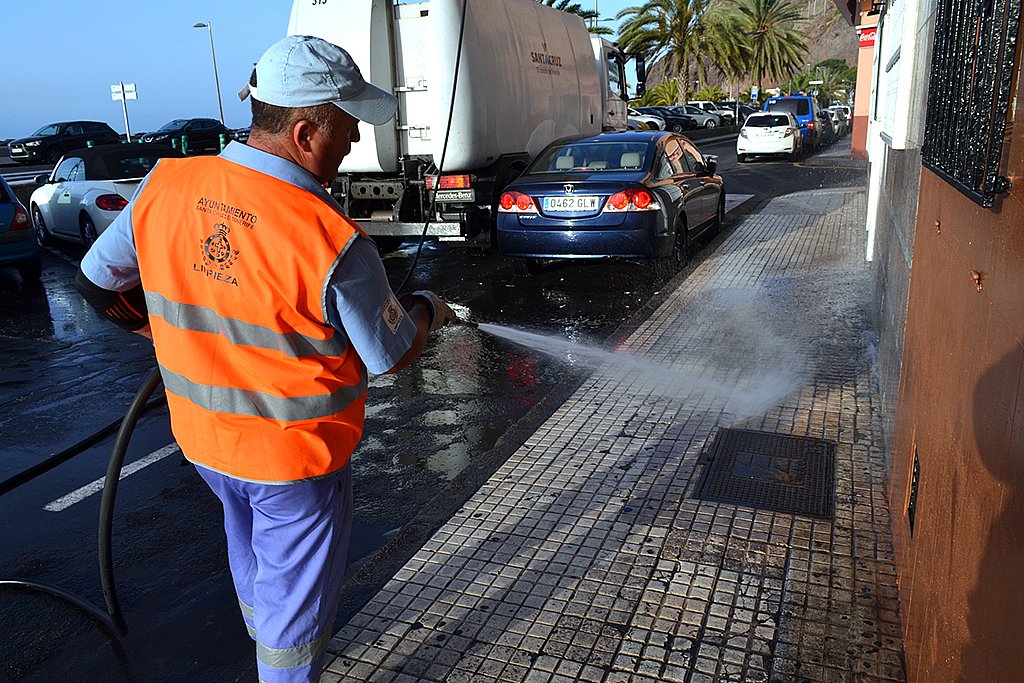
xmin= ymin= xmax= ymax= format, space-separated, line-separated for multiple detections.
xmin=43 ymin=443 xmax=180 ymax=512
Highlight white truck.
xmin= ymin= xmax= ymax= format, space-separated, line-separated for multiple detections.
xmin=287 ymin=0 xmax=645 ymax=249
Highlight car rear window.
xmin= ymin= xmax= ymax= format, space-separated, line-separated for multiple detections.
xmin=745 ymin=114 xmax=791 ymax=127
xmin=766 ymin=99 xmax=810 ymax=116
xmin=527 ymin=142 xmax=650 ymax=173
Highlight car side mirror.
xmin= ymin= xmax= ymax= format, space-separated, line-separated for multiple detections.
xmin=34 ymin=174 xmax=50 ymax=185
xmin=704 ymin=156 xmax=718 ymax=176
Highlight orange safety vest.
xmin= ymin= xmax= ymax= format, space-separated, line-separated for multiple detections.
xmin=133 ymin=156 xmax=367 ymax=483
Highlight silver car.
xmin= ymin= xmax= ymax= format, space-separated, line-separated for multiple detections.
xmin=30 ymin=143 xmax=183 ymax=246
xmin=668 ymin=105 xmax=723 ymax=128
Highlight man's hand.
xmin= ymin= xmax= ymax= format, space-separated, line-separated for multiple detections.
xmin=410 ymin=290 xmax=455 ymax=332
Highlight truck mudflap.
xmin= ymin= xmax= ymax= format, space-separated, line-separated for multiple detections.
xmin=355 ymin=220 xmax=463 ymax=239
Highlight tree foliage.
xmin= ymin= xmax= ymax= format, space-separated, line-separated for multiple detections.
xmin=538 ymin=0 xmax=613 ymax=35
xmin=634 ymin=78 xmax=680 ymax=106
xmin=616 ymin=0 xmax=744 ymax=103
xmin=733 ymin=0 xmax=808 ymax=89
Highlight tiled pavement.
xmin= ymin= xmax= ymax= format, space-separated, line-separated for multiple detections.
xmin=321 ymin=187 xmax=905 ymax=682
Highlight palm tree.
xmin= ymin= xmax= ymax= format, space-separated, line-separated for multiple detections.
xmin=538 ymin=0 xmax=613 ymax=35
xmin=733 ymin=0 xmax=808 ymax=90
xmin=616 ymin=0 xmax=705 ymax=103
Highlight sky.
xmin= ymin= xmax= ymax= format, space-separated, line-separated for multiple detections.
xmin=2 ymin=0 xmax=634 ymax=142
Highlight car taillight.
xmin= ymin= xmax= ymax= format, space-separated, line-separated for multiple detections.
xmin=808 ymin=121 xmax=815 ymax=131
xmin=602 ymin=189 xmax=659 ymax=213
xmin=425 ymin=174 xmax=471 ymax=190
xmin=498 ymin=191 xmax=536 ymax=213
xmin=96 ymin=194 xmax=129 ymax=211
xmin=11 ymin=206 xmax=29 ymax=230
xmin=784 ymin=128 xmax=794 ymax=137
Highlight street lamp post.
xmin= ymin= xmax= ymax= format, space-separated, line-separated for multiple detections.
xmin=193 ymin=21 xmax=225 ymax=124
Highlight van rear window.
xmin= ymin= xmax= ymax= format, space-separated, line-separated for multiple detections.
xmin=767 ymin=99 xmax=810 ymax=116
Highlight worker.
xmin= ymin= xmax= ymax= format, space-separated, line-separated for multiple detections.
xmin=75 ymin=35 xmax=454 ymax=682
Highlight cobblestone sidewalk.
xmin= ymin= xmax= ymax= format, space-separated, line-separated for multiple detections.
xmin=321 ymin=188 xmax=904 ymax=683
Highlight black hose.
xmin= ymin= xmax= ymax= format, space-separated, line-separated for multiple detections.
xmin=0 ymin=390 xmax=166 ymax=497
xmin=395 ymin=0 xmax=470 ymax=294
xmin=99 ymin=367 xmax=164 ymax=636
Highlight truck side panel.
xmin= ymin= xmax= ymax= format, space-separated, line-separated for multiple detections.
xmin=288 ymin=0 xmax=399 ymax=172
xmin=430 ymin=0 xmax=601 ymax=170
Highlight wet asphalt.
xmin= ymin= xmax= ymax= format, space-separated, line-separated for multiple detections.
xmin=0 ymin=138 xmax=867 ymax=682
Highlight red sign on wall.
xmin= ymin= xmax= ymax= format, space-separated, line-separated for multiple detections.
xmin=860 ymin=28 xmax=877 ymax=48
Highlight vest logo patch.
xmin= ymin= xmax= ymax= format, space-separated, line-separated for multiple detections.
xmin=192 ymin=222 xmax=240 ymax=286
xmin=381 ymin=294 xmax=405 ymax=334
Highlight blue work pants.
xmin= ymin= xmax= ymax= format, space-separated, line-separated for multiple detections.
xmin=196 ymin=464 xmax=353 ymax=683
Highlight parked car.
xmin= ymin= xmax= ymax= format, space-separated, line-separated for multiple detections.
xmin=688 ymin=100 xmax=735 ymax=124
xmin=827 ymin=108 xmax=848 ymax=137
xmin=233 ymin=126 xmax=252 ymax=144
xmin=628 ymin=108 xmax=665 ymax=130
xmin=0 ymin=175 xmax=41 ymax=281
xmin=634 ymin=107 xmax=698 ymax=133
xmin=763 ymin=95 xmax=821 ymax=150
xmin=816 ymin=110 xmax=836 ymax=146
xmin=669 ymin=105 xmax=723 ymax=128
xmin=140 ymin=118 xmax=234 ymax=154
xmin=736 ymin=112 xmax=801 ymax=162
xmin=716 ymin=102 xmax=757 ymax=124
xmin=495 ymin=131 xmax=724 ymax=274
xmin=30 ymin=144 xmax=184 ymax=247
xmin=9 ymin=122 xmax=121 ymax=165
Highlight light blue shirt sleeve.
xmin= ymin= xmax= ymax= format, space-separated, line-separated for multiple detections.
xmin=326 ymin=236 xmax=417 ymax=375
xmin=79 ymin=176 xmax=150 ymax=292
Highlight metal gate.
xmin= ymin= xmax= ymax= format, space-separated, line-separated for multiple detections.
xmin=922 ymin=0 xmax=1023 ymax=207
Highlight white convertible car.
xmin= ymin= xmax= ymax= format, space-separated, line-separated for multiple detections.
xmin=30 ymin=143 xmax=183 ymax=246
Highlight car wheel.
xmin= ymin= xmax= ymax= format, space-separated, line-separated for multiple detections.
xmin=704 ymin=119 xmax=717 ymax=128
xmin=80 ymin=214 xmax=99 ymax=247
xmin=17 ymin=256 xmax=43 ymax=282
xmin=650 ymin=217 xmax=689 ymax=278
xmin=32 ymin=206 xmax=53 ymax=246
xmin=670 ymin=122 xmax=685 ymax=133
xmin=512 ymin=258 xmax=543 ymax=276
xmin=44 ymin=147 xmax=62 ymax=164
xmin=737 ymin=153 xmax=747 ymax=163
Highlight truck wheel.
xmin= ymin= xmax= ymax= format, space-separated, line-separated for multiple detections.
xmin=374 ymin=237 xmax=406 ymax=253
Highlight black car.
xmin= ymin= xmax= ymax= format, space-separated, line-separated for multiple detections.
xmin=9 ymin=121 xmax=121 ymax=164
xmin=715 ymin=102 xmax=757 ymax=123
xmin=634 ymin=107 xmax=699 ymax=133
xmin=140 ymin=118 xmax=234 ymax=154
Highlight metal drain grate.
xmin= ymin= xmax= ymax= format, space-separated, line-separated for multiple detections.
xmin=694 ymin=428 xmax=835 ymax=518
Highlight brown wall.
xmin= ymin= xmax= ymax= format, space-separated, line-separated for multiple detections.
xmin=852 ymin=39 xmax=876 ymax=160
xmin=891 ymin=121 xmax=1024 ymax=679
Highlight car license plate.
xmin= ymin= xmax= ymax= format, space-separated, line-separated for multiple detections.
xmin=544 ymin=196 xmax=599 ymax=212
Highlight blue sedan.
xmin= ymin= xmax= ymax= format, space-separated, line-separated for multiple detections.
xmin=496 ymin=131 xmax=724 ymax=274
xmin=0 ymin=175 xmax=41 ymax=282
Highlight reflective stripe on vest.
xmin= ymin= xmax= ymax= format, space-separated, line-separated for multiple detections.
xmin=159 ymin=364 xmax=367 ymax=421
xmin=145 ymin=291 xmax=349 ymax=358
xmin=133 ymin=156 xmax=368 ymax=482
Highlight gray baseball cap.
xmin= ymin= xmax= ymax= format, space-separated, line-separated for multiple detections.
xmin=238 ymin=35 xmax=397 ymax=125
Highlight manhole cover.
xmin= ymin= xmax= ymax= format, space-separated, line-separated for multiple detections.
xmin=693 ymin=428 xmax=835 ymax=518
